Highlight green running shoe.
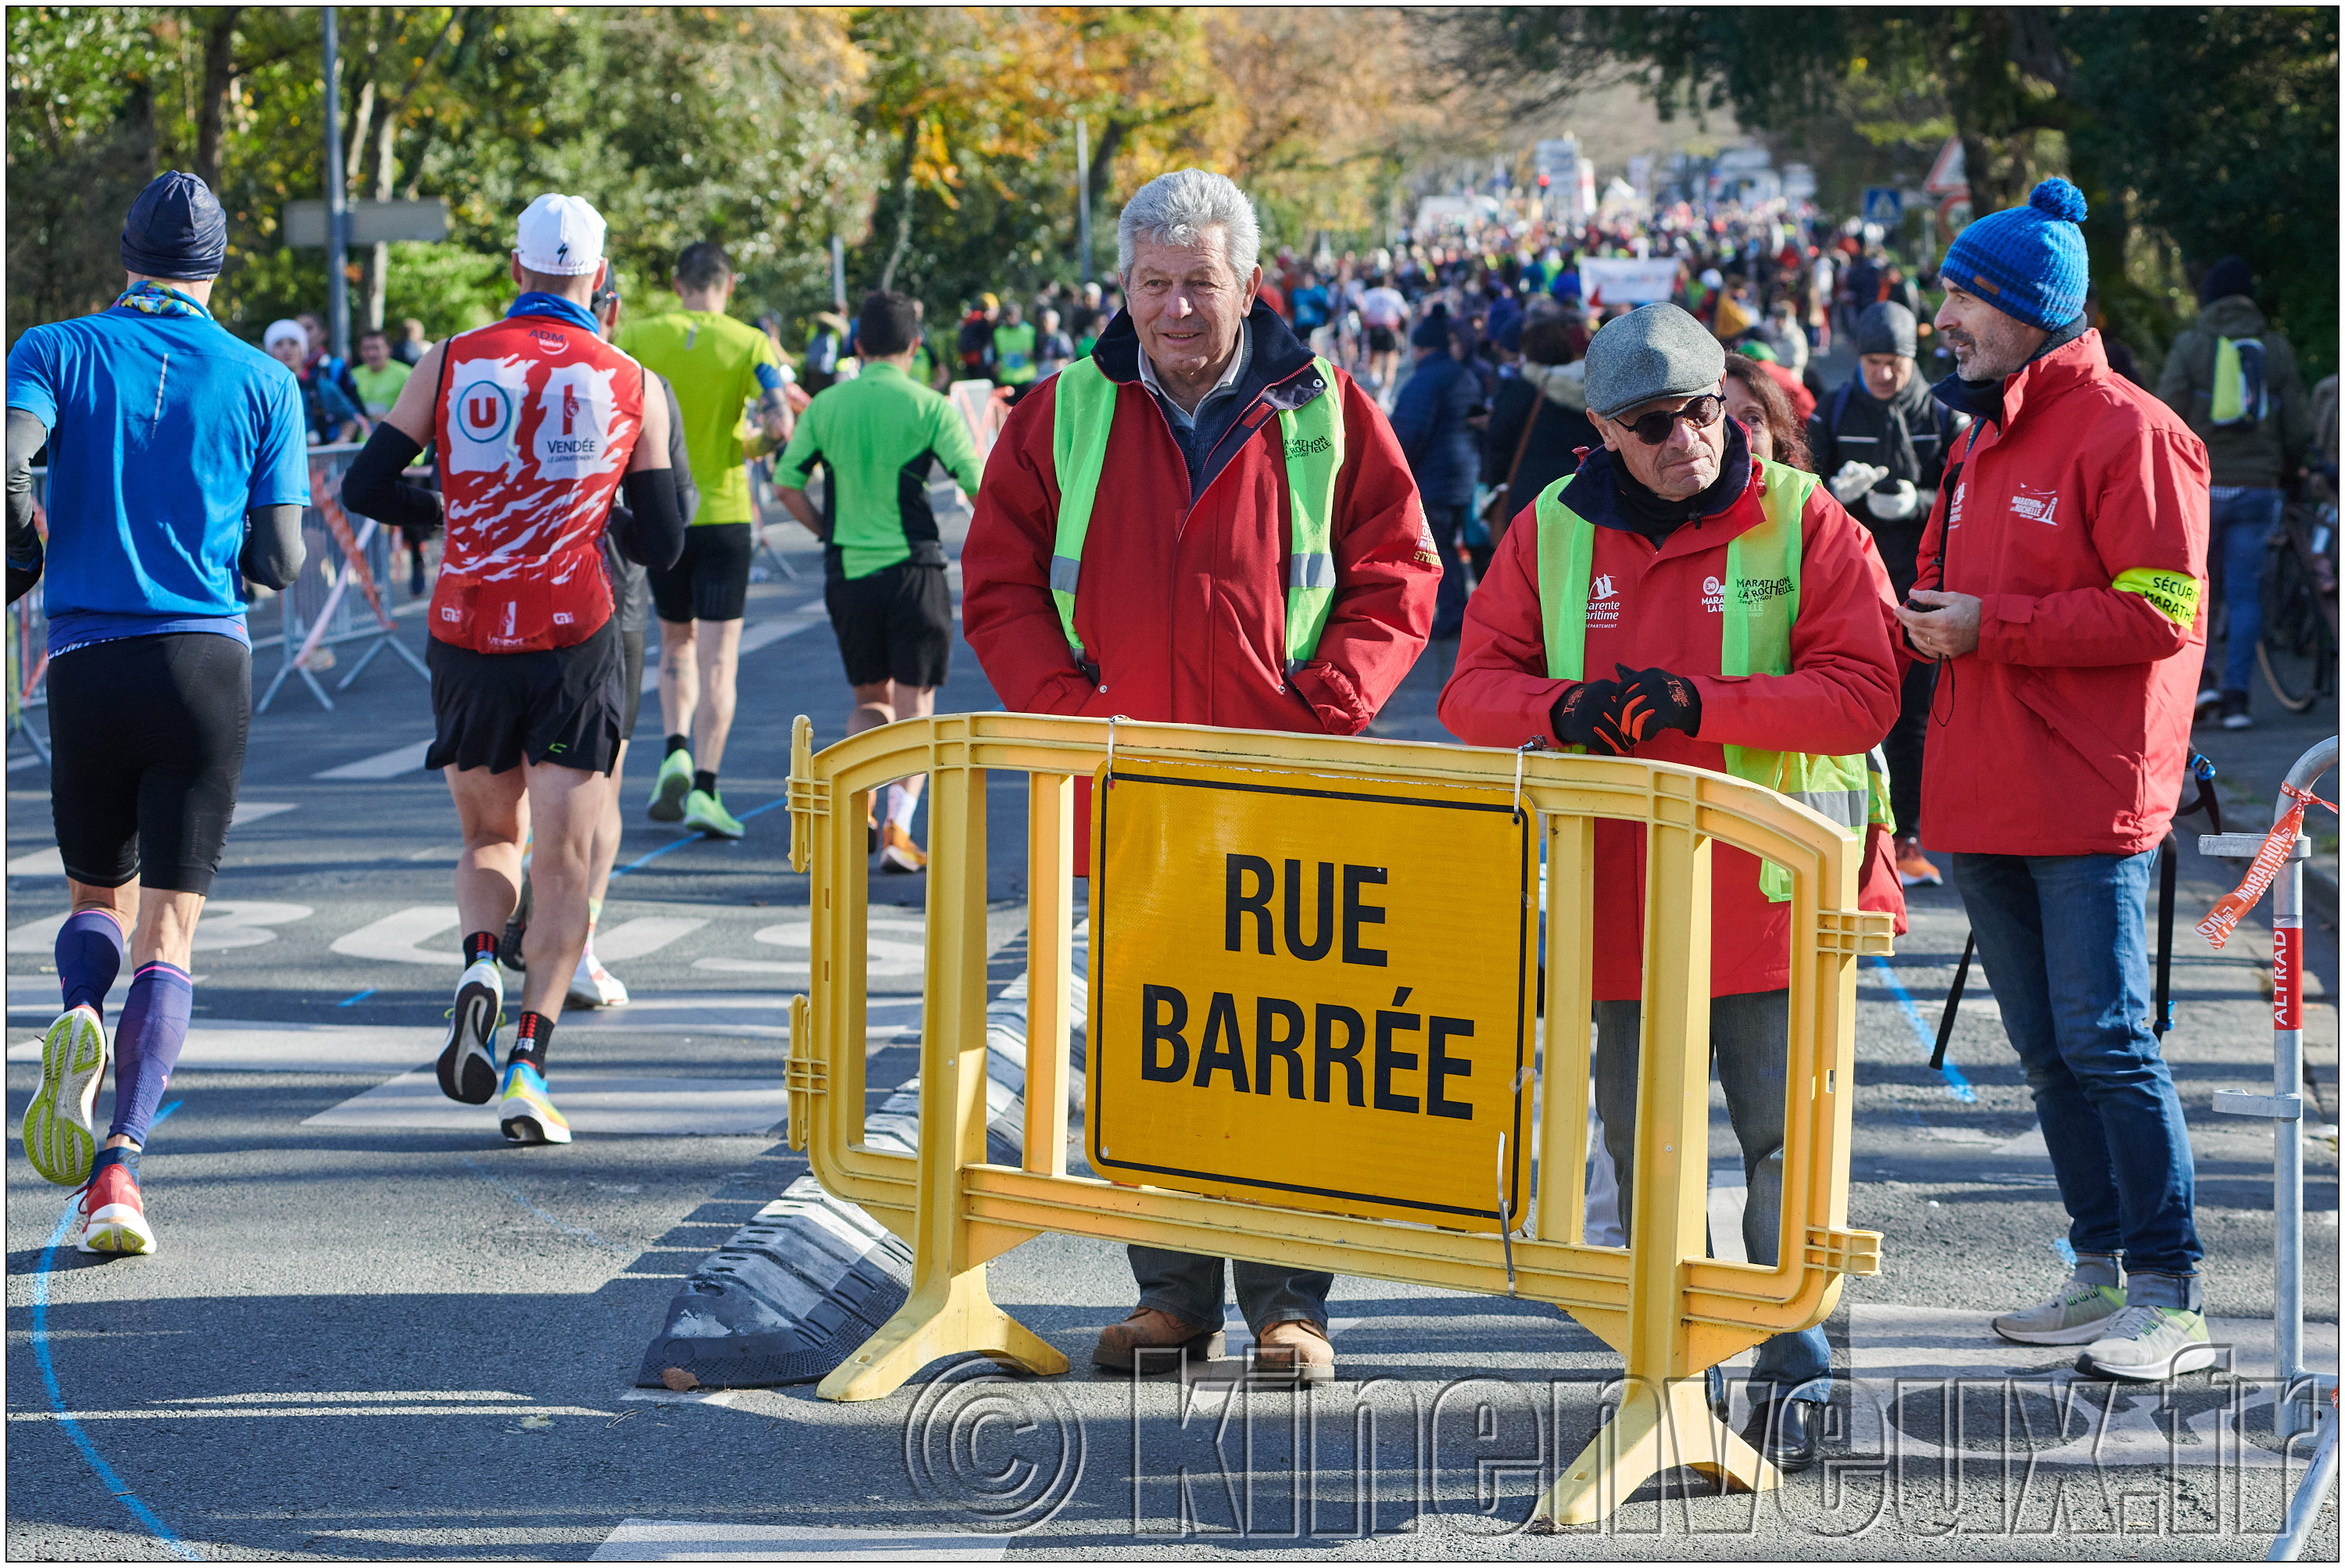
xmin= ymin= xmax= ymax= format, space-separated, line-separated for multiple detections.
xmin=647 ymin=747 xmax=693 ymax=822
xmin=682 ymin=787 xmax=744 ymax=839
xmin=1990 ymin=1280 xmax=2126 ymax=1346
xmin=2079 ymin=1304 xmax=2217 ymax=1381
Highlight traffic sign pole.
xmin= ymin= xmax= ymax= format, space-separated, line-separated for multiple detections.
xmin=322 ymin=8 xmax=349 ymax=362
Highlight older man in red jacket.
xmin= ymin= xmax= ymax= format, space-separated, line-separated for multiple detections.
xmin=1897 ymin=181 xmax=2213 ymax=1384
xmin=1440 ymin=301 xmax=1905 ymax=1473
xmin=962 ymin=168 xmax=1438 ymax=1385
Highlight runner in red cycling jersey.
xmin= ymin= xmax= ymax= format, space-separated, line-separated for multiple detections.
xmin=345 ymin=193 xmax=682 ymax=1145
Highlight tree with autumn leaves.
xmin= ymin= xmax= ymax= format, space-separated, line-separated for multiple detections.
xmin=5 ymin=6 xmax=1473 ymax=353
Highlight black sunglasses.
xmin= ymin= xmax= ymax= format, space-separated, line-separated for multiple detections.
xmin=1617 ymin=393 xmax=1724 ymax=446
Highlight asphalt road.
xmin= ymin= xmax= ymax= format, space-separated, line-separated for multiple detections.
xmin=5 ymin=478 xmax=2337 ymax=1561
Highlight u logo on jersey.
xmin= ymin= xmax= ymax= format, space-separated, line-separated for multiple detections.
xmin=456 ymin=381 xmax=514 ymax=443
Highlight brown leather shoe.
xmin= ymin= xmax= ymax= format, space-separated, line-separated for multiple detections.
xmin=1091 ymin=1307 xmax=1224 ymax=1373
xmin=1253 ymin=1319 xmax=1334 ymax=1384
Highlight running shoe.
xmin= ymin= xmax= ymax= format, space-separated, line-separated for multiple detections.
xmin=1894 ymin=836 xmax=1942 ymax=888
xmin=879 ymin=822 xmax=928 ymax=874
xmin=497 ymin=1060 xmax=572 ymax=1145
xmin=2078 ymin=1304 xmax=2218 ymax=1381
xmin=437 ymin=955 xmax=504 ymax=1105
xmin=568 ymin=945 xmax=630 ymax=1009
xmin=23 ymin=1005 xmax=108 ymax=1187
xmin=1990 ymin=1279 xmax=2125 ymax=1345
xmin=23 ymin=1003 xmax=110 ymax=1186
xmin=682 ymin=788 xmax=745 ymax=839
xmin=76 ymin=1152 xmax=156 ymax=1255
xmin=648 ymin=748 xmax=693 ymax=822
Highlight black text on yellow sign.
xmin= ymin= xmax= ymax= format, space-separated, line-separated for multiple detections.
xmin=1087 ymin=759 xmax=1533 ymax=1229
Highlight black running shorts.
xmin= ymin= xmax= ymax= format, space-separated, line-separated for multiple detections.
xmin=1366 ymin=324 xmax=1399 ymax=355
xmin=649 ymin=522 xmax=753 ymax=625
xmin=424 ymin=618 xmax=623 ymax=776
xmin=824 ymin=560 xmax=952 ymax=689
xmin=48 ymin=632 xmax=252 ymax=895
xmin=619 ymin=626 xmax=646 ymax=742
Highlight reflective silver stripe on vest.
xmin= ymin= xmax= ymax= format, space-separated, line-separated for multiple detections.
xmin=1049 ymin=555 xmax=1083 ymax=593
xmin=1289 ymin=553 xmax=1337 ymax=589
xmin=1789 ymin=789 xmax=1866 ymax=829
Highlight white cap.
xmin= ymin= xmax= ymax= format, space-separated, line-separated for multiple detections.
xmin=514 ymin=192 xmax=606 ymax=277
xmin=263 ymin=319 xmax=306 ymax=349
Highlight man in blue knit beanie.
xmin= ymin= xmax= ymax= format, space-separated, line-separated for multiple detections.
xmin=1892 ymin=179 xmax=2215 ymax=1384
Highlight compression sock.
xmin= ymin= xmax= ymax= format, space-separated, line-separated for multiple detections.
xmin=886 ymin=777 xmax=925 ymax=832
xmin=508 ymin=1011 xmax=553 ymax=1076
xmin=665 ymin=733 xmax=689 ymax=757
xmin=693 ymin=770 xmax=718 ymax=797
xmin=464 ymin=930 xmax=499 ymax=965
xmin=55 ymin=909 xmax=127 ymax=1018
xmin=585 ymin=897 xmax=602 ymax=933
xmin=108 ymin=961 xmax=192 ymax=1145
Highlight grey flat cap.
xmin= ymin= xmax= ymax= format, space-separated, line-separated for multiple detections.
xmin=1583 ymin=303 xmax=1727 ymax=420
xmin=1856 ymin=301 xmax=1918 ymax=360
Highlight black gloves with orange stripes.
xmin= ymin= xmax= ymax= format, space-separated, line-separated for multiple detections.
xmin=1548 ymin=664 xmax=1702 ymax=754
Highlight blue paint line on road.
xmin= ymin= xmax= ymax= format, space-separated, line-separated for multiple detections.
xmin=463 ymin=1157 xmax=614 ymax=1249
xmin=31 ymin=1201 xmax=202 ymax=1560
xmin=1863 ymin=954 xmax=1978 ymax=1103
xmin=149 ymin=1100 xmax=182 ymax=1130
xmin=608 ymin=797 xmax=791 ymax=882
xmin=335 ymin=989 xmax=376 ymax=1008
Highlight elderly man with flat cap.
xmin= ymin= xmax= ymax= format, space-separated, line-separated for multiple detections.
xmin=1440 ymin=301 xmax=1906 ymax=1473
xmin=1809 ymin=300 xmax=1971 ymax=887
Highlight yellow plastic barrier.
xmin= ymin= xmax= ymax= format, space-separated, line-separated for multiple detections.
xmin=784 ymin=712 xmax=1889 ymax=1526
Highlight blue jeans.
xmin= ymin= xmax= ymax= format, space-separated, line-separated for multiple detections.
xmin=1951 ymin=850 xmax=2202 ymax=1281
xmin=1128 ymin=1248 xmax=1332 ymax=1338
xmin=2210 ymin=485 xmax=2284 ymax=695
xmin=1595 ymin=990 xmax=1832 ymax=1405
xmin=1424 ymin=504 xmax=1470 ymax=637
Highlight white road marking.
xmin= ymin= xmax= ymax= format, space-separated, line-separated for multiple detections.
xmin=691 ymin=917 xmax=924 ymax=978
xmin=330 ymin=905 xmax=460 ymax=965
xmin=6 ymin=753 xmax=40 ymax=771
xmin=10 ymin=1403 xmax=610 ymax=1422
xmin=5 ymin=847 xmax=60 ymax=876
xmin=6 ymin=900 xmax=310 ymax=954
xmin=591 ymin=1521 xmax=1004 ymax=1563
xmin=315 ymin=739 xmax=431 ymax=779
xmin=230 ymin=800 xmax=299 ymax=826
xmin=591 ymin=916 xmax=707 ymax=962
xmin=643 ymin=617 xmax=822 ymax=691
xmin=5 ymin=1021 xmax=429 ymax=1073
xmin=1848 ymin=1304 xmax=2338 ymax=1469
xmin=304 ymin=1069 xmax=789 ymax=1136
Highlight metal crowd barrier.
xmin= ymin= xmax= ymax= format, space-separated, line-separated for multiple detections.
xmin=783 ymin=712 xmax=1892 ymax=1527
xmin=256 ymin=445 xmax=431 ymax=712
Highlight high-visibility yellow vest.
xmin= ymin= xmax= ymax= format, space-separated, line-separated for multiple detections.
xmin=1049 ymin=353 xmax=1344 ymax=671
xmin=1534 ymin=459 xmax=1892 ymax=901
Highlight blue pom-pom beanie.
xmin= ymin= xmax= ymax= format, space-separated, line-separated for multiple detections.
xmin=1939 ymin=177 xmax=2090 ymax=332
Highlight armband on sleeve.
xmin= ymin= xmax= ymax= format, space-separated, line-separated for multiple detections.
xmin=2111 ymin=567 xmax=2201 ymax=626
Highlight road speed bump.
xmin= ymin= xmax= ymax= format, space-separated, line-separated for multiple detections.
xmin=783 ymin=713 xmax=1891 ymax=1526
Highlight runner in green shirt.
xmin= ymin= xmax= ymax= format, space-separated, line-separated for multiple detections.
xmin=614 ymin=241 xmax=794 ymax=839
xmin=351 ymin=328 xmax=413 ymax=418
xmin=992 ymin=300 xmax=1038 ymax=392
xmin=775 ymin=290 xmax=986 ymax=872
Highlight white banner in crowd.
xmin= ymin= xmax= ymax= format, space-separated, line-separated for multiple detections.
xmin=1576 ymin=258 xmax=1682 ymax=306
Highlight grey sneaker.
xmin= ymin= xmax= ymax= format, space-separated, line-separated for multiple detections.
xmin=1991 ymin=1280 xmax=2125 ymax=1345
xmin=2078 ymin=1304 xmax=2218 ymax=1381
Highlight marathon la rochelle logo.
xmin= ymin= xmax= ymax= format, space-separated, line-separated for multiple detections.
xmin=2009 ymin=481 xmax=2060 ymax=525
xmin=1703 ymin=574 xmax=1725 ymax=613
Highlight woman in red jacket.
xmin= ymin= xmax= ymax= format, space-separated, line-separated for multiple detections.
xmin=1441 ymin=302 xmax=1905 ymax=1473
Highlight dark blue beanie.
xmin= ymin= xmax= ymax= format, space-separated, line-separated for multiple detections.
xmin=1939 ymin=177 xmax=2089 ymax=332
xmin=121 ymin=171 xmax=227 ymax=281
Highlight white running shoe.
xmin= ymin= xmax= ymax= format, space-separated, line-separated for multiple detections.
xmin=2079 ymin=1304 xmax=2218 ymax=1381
xmin=567 ymin=946 xmax=630 ymax=1009
xmin=437 ymin=955 xmax=503 ymax=1105
xmin=23 ymin=1005 xmax=108 ymax=1187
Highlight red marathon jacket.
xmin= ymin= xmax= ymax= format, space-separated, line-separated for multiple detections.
xmin=1911 ymin=331 xmax=2211 ymax=857
xmin=1440 ymin=442 xmax=1906 ymax=1001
